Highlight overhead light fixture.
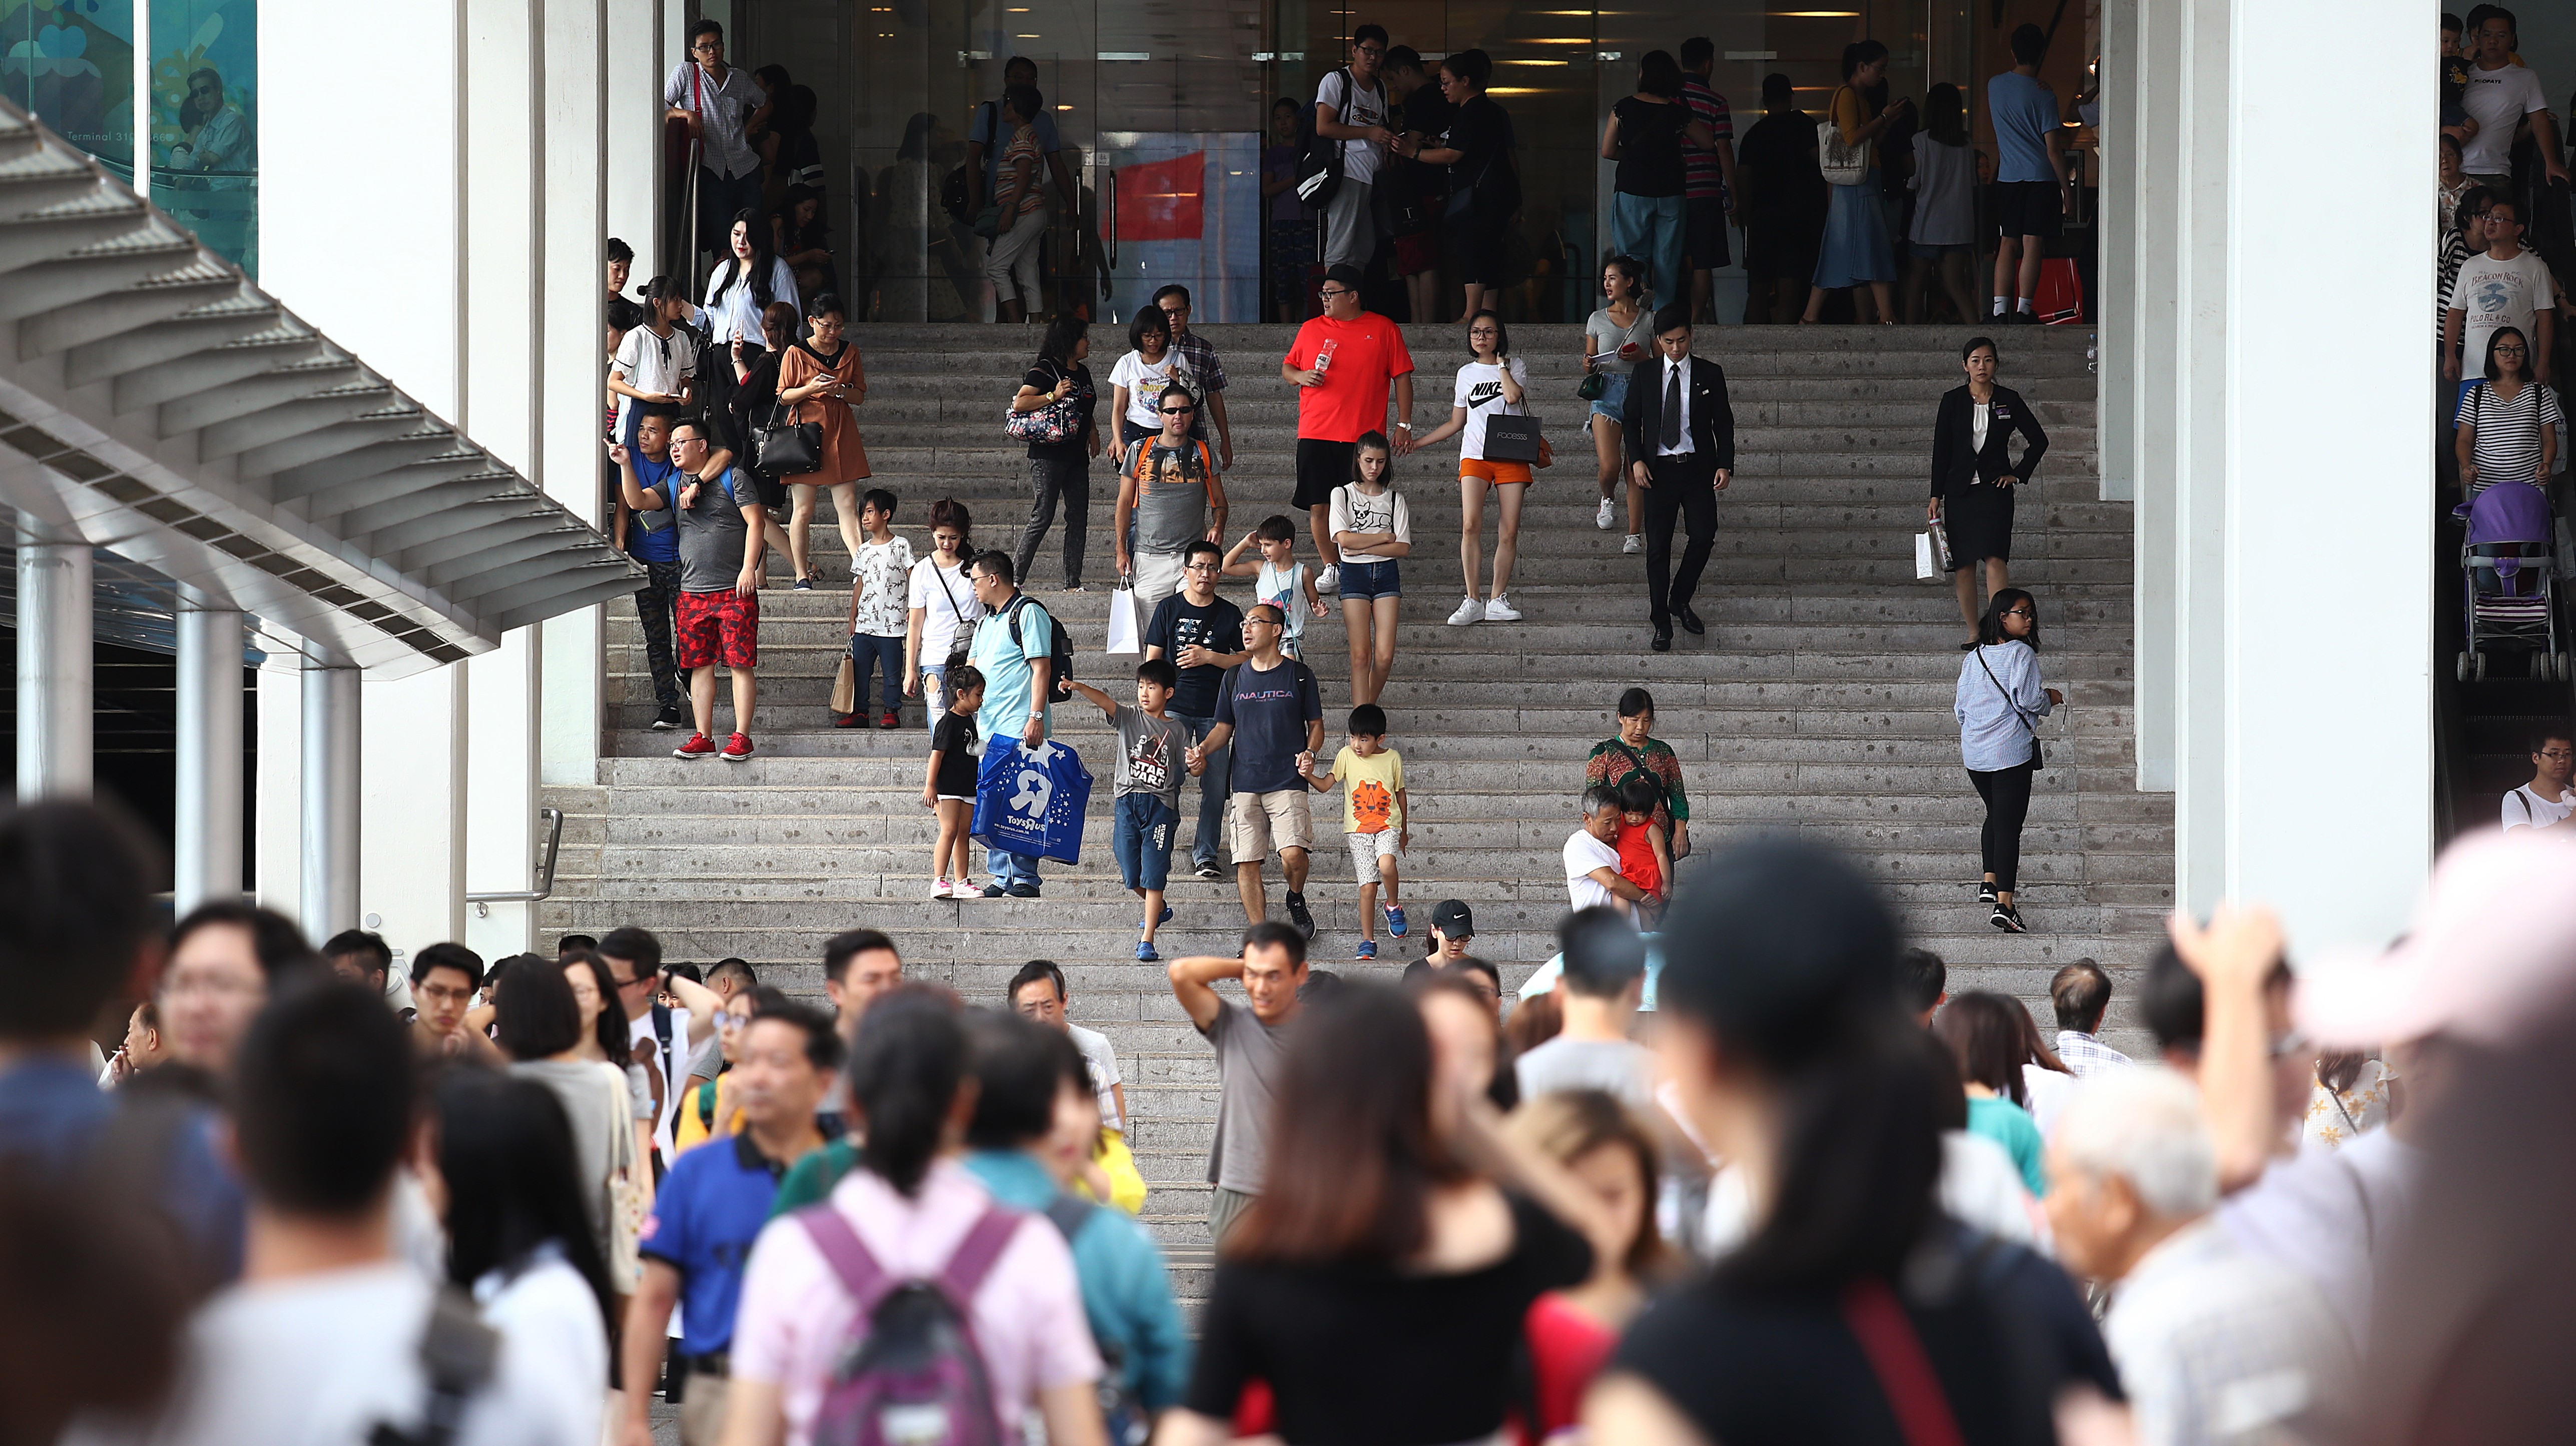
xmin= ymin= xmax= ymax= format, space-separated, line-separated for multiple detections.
xmin=1509 ymin=58 xmax=1569 ymax=65
xmin=1058 ymin=103 xmax=1074 ymax=109
xmin=1017 ymin=33 xmax=1040 ymax=38
xmin=1097 ymin=51 xmax=1151 ymax=60
xmin=1487 ymin=86 xmax=1547 ymax=95
xmin=1771 ymin=9 xmax=1861 ymax=14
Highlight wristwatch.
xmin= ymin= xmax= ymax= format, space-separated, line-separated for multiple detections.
xmin=1394 ymin=421 xmax=1413 ymax=431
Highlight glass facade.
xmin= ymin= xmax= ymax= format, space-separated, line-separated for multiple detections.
xmin=709 ymin=0 xmax=2100 ymax=326
xmin=4 ymin=0 xmax=137 ymax=176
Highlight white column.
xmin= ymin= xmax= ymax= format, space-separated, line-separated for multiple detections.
xmin=465 ymin=631 xmax=541 ymax=960
xmin=2167 ymin=0 xmax=2231 ymax=913
xmin=2097 ymin=0 xmax=2138 ymax=504
xmin=2220 ymin=0 xmax=2430 ymax=948
xmin=2128 ymin=0 xmax=2182 ymax=794
xmin=541 ymin=0 xmax=610 ymax=787
xmin=15 ymin=533 xmax=92 ymax=801
xmin=607 ymin=0 xmax=662 ymax=273
xmin=174 ymin=593 xmax=245 ymax=911
xmin=361 ymin=668 xmax=470 ymax=953
xmin=299 ymin=663 xmax=361 ymax=942
xmin=253 ymin=660 xmax=303 ymax=917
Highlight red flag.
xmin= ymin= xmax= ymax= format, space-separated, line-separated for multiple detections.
xmin=1115 ymin=153 xmax=1204 ymax=241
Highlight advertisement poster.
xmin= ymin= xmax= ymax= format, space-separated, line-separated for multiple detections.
xmin=3 ymin=0 xmax=136 ymax=175
xmin=147 ymin=0 xmax=253 ymax=273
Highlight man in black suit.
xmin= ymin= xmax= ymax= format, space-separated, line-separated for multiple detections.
xmin=1623 ymin=305 xmax=1734 ymax=651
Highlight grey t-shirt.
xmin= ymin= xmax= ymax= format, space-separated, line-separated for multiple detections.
xmin=1135 ymin=440 xmax=1212 ymax=555
xmin=1111 ymin=703 xmax=1188 ymax=807
xmin=1202 ymin=998 xmax=1293 ymax=1195
xmin=1586 ymin=306 xmax=1657 ymax=375
xmin=1512 ymin=1035 xmax=1657 ymax=1112
xmin=663 ymin=466 xmax=755 ymax=593
xmin=1070 ymin=1022 xmax=1123 ymax=1131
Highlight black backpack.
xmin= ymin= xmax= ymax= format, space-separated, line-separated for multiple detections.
xmin=1005 ymin=593 xmax=1077 ymax=704
xmin=1293 ymin=69 xmax=1367 ymax=208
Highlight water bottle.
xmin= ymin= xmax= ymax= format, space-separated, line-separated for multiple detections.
xmin=1313 ymin=339 xmax=1337 ymax=377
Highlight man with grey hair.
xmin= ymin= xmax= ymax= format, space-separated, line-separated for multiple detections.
xmin=2043 ymin=1068 xmax=2352 ymax=1446
xmin=1565 ymin=785 xmax=1649 ymax=916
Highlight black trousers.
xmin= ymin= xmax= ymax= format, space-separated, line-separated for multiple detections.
xmin=1968 ymin=757 xmax=2037 ymax=892
xmin=1014 ymin=455 xmax=1092 ymax=589
xmin=632 ymin=559 xmax=684 ymax=714
xmin=1642 ymin=456 xmax=1718 ymax=627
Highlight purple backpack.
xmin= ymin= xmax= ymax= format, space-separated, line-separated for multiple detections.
xmin=797 ymin=1204 xmax=1023 ymax=1446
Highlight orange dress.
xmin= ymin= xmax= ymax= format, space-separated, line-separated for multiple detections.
xmin=775 ymin=339 xmax=871 ymax=484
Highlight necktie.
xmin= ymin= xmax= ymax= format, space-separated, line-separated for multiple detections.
xmin=1661 ymin=361 xmax=1682 ymax=451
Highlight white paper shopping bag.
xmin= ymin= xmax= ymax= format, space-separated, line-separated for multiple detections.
xmin=1105 ymin=585 xmax=1143 ymax=654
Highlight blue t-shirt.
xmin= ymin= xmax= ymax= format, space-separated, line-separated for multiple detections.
xmin=626 ymin=455 xmax=682 ymax=565
xmin=1213 ymin=655 xmax=1322 ymax=794
xmin=968 ymin=595 xmax=1055 ymax=746
xmin=639 ymin=1130 xmax=794 ymax=1355
xmin=1986 ymin=71 xmax=2060 ymax=184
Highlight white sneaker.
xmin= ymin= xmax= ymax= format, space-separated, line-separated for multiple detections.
xmin=1622 ymin=533 xmax=1643 ymax=554
xmin=1446 ymin=596 xmax=1485 ymax=625
xmin=1316 ymin=564 xmax=1340 ymax=594
xmin=1481 ymin=594 xmax=1522 ymax=621
xmin=1596 ymin=496 xmax=1616 ymax=530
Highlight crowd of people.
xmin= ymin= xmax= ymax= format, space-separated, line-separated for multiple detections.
xmin=6 ymin=794 xmax=2564 ymax=1446
xmin=2437 ymin=7 xmax=2571 ymax=521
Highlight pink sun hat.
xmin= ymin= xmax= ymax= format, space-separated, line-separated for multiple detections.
xmin=2299 ymin=827 xmax=2576 ymax=1049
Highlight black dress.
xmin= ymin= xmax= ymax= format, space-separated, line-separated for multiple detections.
xmin=1184 ymin=1191 xmax=1593 ymax=1446
xmin=1928 ymin=383 xmax=2049 ymax=568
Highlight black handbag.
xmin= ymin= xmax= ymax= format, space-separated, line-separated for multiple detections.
xmin=753 ymin=399 xmax=822 ymax=478
xmin=1482 ymin=412 xmax=1541 ymax=462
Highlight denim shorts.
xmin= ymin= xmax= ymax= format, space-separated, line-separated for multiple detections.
xmin=1112 ymin=793 xmax=1180 ymax=892
xmin=1588 ymin=370 xmax=1630 ymax=422
xmin=1338 ymin=558 xmax=1401 ymax=600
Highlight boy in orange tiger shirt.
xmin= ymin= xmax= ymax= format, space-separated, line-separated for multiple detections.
xmin=1298 ymin=702 xmax=1410 ymax=961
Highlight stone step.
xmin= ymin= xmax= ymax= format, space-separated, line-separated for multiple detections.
xmin=850 ymin=395 xmax=2093 ymax=429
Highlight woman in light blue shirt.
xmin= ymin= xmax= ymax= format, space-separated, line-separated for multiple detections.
xmin=1954 ymin=588 xmax=2059 ymax=933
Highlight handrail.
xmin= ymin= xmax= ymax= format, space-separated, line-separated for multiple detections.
xmin=468 ymin=807 xmax=565 ymax=914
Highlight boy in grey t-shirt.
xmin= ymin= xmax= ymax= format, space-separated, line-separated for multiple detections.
xmin=1068 ymin=658 xmax=1198 ymax=960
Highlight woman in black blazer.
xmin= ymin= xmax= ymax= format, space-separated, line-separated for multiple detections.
xmin=1928 ymin=336 xmax=2049 ymax=648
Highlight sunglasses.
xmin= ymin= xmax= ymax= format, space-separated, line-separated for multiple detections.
xmin=1161 ymin=404 xmax=1197 ymax=414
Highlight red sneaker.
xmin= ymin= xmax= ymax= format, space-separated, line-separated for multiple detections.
xmin=720 ymin=732 xmax=755 ymax=762
xmin=832 ymin=711 xmax=862 ymax=730
xmin=672 ymin=733 xmax=716 ymax=759
xmin=880 ymin=710 xmax=901 ymax=729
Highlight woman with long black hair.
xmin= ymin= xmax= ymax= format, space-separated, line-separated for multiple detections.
xmin=1929 ymin=335 xmax=2050 ymax=646
xmin=1163 ymin=981 xmax=1621 ymax=1446
xmin=1954 ymin=589 xmax=2059 ymax=935
xmin=699 ymin=209 xmax=801 ymax=441
xmin=1011 ymin=315 xmax=1103 ymax=590
xmin=1588 ymin=838 xmax=2117 ymax=1445
xmin=492 ymin=957 xmax=643 ymax=1303
xmin=422 ymin=1068 xmax=615 ymax=1441
xmin=720 ymin=990 xmax=1108 ymax=1446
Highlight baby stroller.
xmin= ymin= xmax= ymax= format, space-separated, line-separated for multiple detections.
xmin=2460 ymin=479 xmax=2564 ymax=680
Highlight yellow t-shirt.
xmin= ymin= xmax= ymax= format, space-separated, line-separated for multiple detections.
xmin=1332 ymin=746 xmax=1405 ymax=834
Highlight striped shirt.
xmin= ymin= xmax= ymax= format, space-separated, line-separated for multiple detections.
xmin=2055 ymin=1030 xmax=2134 ymax=1078
xmin=1681 ymin=80 xmax=1735 ymax=204
xmin=2454 ymin=379 xmax=2563 ymax=491
xmin=2437 ymin=232 xmax=2475 ymax=343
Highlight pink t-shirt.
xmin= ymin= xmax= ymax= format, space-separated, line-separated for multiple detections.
xmin=730 ymin=1157 xmax=1102 ymax=1444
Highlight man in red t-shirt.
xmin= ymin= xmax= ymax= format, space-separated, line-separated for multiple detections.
xmin=1279 ymin=263 xmax=1416 ymax=594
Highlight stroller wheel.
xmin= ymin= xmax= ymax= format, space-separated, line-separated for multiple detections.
xmin=2544 ymin=653 xmax=2561 ymax=682
xmin=2477 ymin=652 xmax=2491 ymax=681
xmin=2458 ymin=651 xmax=2474 ymax=682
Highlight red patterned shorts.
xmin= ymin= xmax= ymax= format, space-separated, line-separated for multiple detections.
xmin=675 ymin=589 xmax=758 ymax=669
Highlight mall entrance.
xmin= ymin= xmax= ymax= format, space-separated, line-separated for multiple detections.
xmin=689 ymin=0 xmax=2089 ymax=325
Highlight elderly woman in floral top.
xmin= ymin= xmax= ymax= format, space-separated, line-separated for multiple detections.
xmin=1584 ymin=686 xmax=1690 ymax=859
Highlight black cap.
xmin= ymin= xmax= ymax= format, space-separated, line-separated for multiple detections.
xmin=1323 ymin=262 xmax=1367 ymax=292
xmin=1431 ymin=899 xmax=1474 ymax=937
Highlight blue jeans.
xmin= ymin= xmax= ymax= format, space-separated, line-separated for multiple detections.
xmin=986 ymin=846 xmax=1041 ymax=890
xmin=849 ymin=633 xmax=905 ymax=718
xmin=1174 ymin=713 xmax=1230 ymax=867
xmin=1112 ymin=794 xmax=1180 ymax=892
xmin=1613 ymin=191 xmax=1688 ymax=312
xmin=918 ymin=664 xmax=948 ymax=736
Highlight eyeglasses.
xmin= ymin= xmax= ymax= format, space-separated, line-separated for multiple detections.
xmin=1160 ymin=404 xmax=1197 ymax=414
xmin=1354 ymin=44 xmax=1385 ymax=57
xmin=717 ymin=1012 xmax=749 ymax=1032
xmin=691 ymin=39 xmax=722 ymax=52
xmin=1185 ymin=561 xmax=1220 ymax=572
xmin=2003 ymin=607 xmax=2034 ymax=619
xmin=2497 ymin=345 xmax=2528 ymax=355
xmin=614 ymin=972 xmax=655 ymax=992
xmin=1245 ymin=615 xmax=1279 ymax=627
xmin=1318 ymin=286 xmax=1355 ymax=299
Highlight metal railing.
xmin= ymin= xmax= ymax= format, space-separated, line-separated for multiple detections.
xmin=468 ymin=807 xmax=565 ymax=916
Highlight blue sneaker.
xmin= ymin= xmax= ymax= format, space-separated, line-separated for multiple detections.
xmin=1384 ymin=904 xmax=1408 ymax=937
xmin=1354 ymin=939 xmax=1377 ymax=961
xmin=1149 ymin=906 xmax=1173 ymax=927
xmin=1135 ymin=939 xmax=1160 ymax=962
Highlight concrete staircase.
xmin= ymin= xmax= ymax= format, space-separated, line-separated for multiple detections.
xmin=539 ymin=320 xmax=2168 ymax=1260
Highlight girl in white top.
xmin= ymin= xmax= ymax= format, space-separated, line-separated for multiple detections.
xmin=904 ymin=501 xmax=987 ymax=733
xmin=699 ymin=212 xmax=802 ymax=346
xmin=1107 ymin=308 xmax=1192 ymax=467
xmin=1328 ymin=433 xmax=1412 ymax=705
xmin=1415 ymin=311 xmax=1531 ymax=628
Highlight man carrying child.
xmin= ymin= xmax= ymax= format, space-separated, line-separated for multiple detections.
xmin=1066 ymin=659 xmax=1203 ymax=960
xmin=1297 ymin=703 xmax=1409 ymax=960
